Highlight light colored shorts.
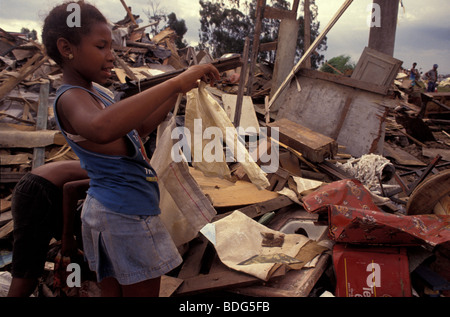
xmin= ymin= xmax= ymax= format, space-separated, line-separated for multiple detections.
xmin=80 ymin=195 xmax=182 ymax=285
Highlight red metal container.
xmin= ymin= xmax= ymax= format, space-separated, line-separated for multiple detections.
xmin=333 ymin=244 xmax=412 ymax=297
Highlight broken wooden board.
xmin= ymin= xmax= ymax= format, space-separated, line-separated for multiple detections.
xmin=276 ymin=69 xmax=392 ymax=158
xmin=267 ymin=118 xmax=338 ymax=163
xmin=212 ymin=195 xmax=293 ymax=222
xmin=0 ymin=129 xmax=66 ymax=148
xmin=422 ymin=148 xmax=450 ymax=162
xmin=383 ymin=143 xmax=427 ymax=166
xmin=175 ymin=259 xmax=286 ymax=296
xmin=0 ymin=153 xmax=30 ymax=166
xmin=0 ymin=220 xmax=13 ymax=239
xmin=159 ymin=275 xmax=184 ymax=297
xmin=232 ymin=253 xmax=330 ymax=297
xmin=189 ymin=167 xmax=278 ymax=208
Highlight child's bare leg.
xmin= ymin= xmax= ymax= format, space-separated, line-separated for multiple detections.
xmin=99 ymin=277 xmax=122 ymax=297
xmin=122 ymin=277 xmax=161 ymax=297
xmin=7 ymin=277 xmax=38 ymax=297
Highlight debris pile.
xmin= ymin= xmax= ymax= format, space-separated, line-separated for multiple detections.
xmin=1 ymin=5 xmax=449 ymax=298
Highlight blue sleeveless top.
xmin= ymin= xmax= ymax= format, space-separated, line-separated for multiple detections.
xmin=53 ymin=84 xmax=160 ymax=216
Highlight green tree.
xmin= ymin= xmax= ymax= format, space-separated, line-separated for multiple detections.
xmin=198 ymin=0 xmax=326 ymax=68
xmin=199 ymin=0 xmax=251 ymax=57
xmin=166 ymin=13 xmax=188 ymax=49
xmin=320 ymin=54 xmax=355 ymax=75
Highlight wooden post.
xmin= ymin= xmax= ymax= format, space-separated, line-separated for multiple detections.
xmin=234 ymin=37 xmax=251 ymax=128
xmin=303 ymin=0 xmax=312 ymax=69
xmin=269 ymin=11 xmax=300 ymax=112
xmin=120 ymin=0 xmax=138 ymax=26
xmin=368 ymin=0 xmax=399 ymax=57
xmin=246 ymin=0 xmax=266 ymax=95
xmin=32 ymin=80 xmax=49 ymax=170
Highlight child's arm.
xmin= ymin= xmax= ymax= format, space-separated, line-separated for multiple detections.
xmin=58 ymin=64 xmax=219 ymax=144
xmin=136 ymin=94 xmax=179 ymax=138
xmin=61 ymin=179 xmax=90 ymax=256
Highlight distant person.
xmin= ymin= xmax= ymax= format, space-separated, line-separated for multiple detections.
xmin=7 ymin=161 xmax=89 ymax=297
xmin=424 ymin=64 xmax=439 ymax=92
xmin=409 ymin=62 xmax=419 ymax=86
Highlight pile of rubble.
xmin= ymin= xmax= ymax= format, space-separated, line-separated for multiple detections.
xmin=1 ymin=6 xmax=449 ymax=298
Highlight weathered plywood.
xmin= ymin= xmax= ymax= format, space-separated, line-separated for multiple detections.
xmin=276 ymin=70 xmax=392 ymax=157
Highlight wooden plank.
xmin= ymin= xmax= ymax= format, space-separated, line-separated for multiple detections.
xmin=122 ymin=56 xmax=242 ymax=97
xmin=112 ymin=51 xmax=138 ymax=82
xmin=299 ymin=68 xmax=388 ymax=95
xmin=233 ymin=37 xmax=250 ymax=127
xmin=267 ymin=167 xmax=290 ymax=192
xmin=259 ymin=41 xmax=277 ymax=52
xmin=233 ymin=253 xmax=330 ymax=297
xmin=303 ymin=0 xmax=312 ymax=69
xmin=177 ymin=236 xmax=209 ymax=279
xmin=0 ymin=220 xmax=13 ymax=239
xmin=119 ymin=0 xmax=138 ymax=26
xmin=0 ymin=153 xmax=30 ymax=166
xmin=422 ymin=148 xmax=450 ymax=162
xmin=189 ymin=167 xmax=279 ymax=208
xmin=0 ymin=200 xmax=11 ymax=213
xmin=383 ymin=143 xmax=427 ymax=166
xmin=247 ymin=0 xmax=266 ymax=95
xmin=0 ymin=130 xmax=66 ymax=148
xmin=263 ymin=5 xmax=296 ymax=20
xmin=32 ymin=80 xmax=49 ymax=170
xmin=270 ymin=16 xmax=300 ymax=112
xmin=0 ymin=171 xmax=26 ymax=183
xmin=0 ymin=211 xmax=12 ymax=227
xmin=212 ymin=195 xmax=293 ymax=222
xmin=175 ymin=262 xmax=286 ymax=296
xmin=267 ymin=118 xmax=338 ymax=163
xmin=159 ymin=275 xmax=184 ymax=297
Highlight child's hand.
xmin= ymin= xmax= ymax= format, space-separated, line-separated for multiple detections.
xmin=176 ymin=64 xmax=220 ymax=93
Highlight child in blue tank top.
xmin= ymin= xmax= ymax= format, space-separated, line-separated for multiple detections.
xmin=42 ymin=1 xmax=220 ymax=297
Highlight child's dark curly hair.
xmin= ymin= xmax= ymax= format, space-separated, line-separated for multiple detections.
xmin=42 ymin=1 xmax=107 ymax=65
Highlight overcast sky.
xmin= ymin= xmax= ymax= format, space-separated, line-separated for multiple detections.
xmin=1 ymin=0 xmax=449 ymax=74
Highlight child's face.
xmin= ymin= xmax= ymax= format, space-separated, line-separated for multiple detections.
xmin=71 ymin=22 xmax=114 ymax=85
